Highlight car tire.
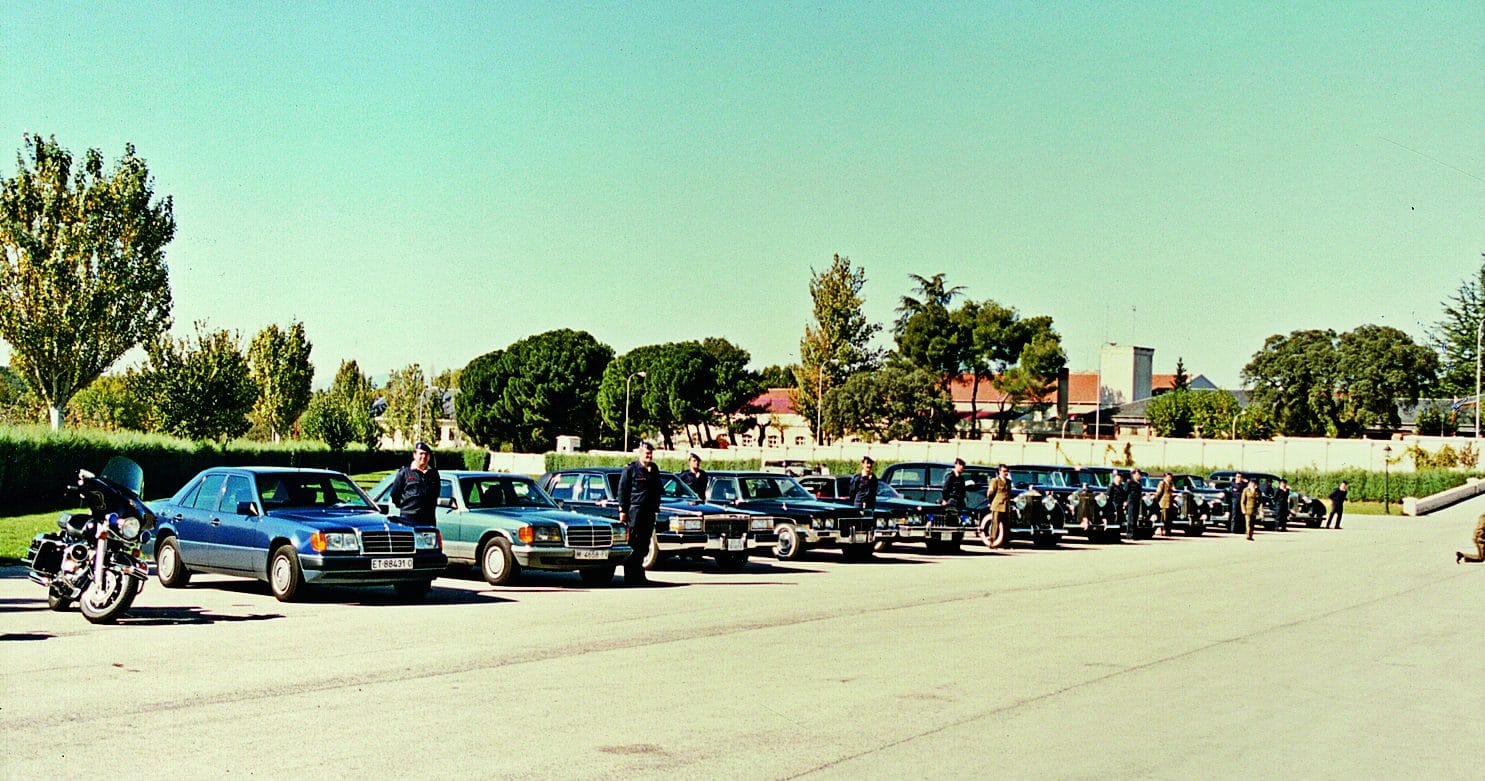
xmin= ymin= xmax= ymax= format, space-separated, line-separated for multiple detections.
xmin=774 ymin=524 xmax=804 ymax=561
xmin=642 ymin=542 xmax=664 ymax=570
xmin=873 ymin=538 xmax=893 ymax=554
xmin=714 ymin=551 xmax=749 ymax=571
xmin=578 ymin=565 xmax=615 ymax=587
xmin=479 ymin=536 xmax=518 ymax=586
xmin=984 ymin=516 xmax=1010 ymax=549
xmin=269 ymin=546 xmax=305 ymax=602
xmin=393 ymin=579 xmax=433 ymax=600
xmin=155 ymin=535 xmax=191 ymax=588
xmin=842 ymin=542 xmax=874 ymax=561
xmin=1186 ymin=523 xmax=1206 ymax=536
xmin=1032 ymin=533 xmax=1059 ymax=549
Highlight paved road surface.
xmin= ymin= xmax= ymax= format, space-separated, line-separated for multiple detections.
xmin=3 ymin=501 xmax=1481 ymax=780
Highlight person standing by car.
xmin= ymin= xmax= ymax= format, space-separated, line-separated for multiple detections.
xmin=1227 ymin=473 xmax=1248 ymax=533
xmin=1124 ymin=468 xmax=1144 ymax=541
xmin=1326 ymin=481 xmax=1348 ymax=529
xmin=1106 ymin=471 xmax=1127 ymax=534
xmin=849 ymin=456 xmax=878 ymax=513
xmin=619 ymin=441 xmax=661 ymax=586
xmin=389 ymin=441 xmax=440 ymax=526
xmin=1273 ymin=479 xmax=1291 ymax=531
xmin=679 ymin=452 xmax=709 ymax=498
xmin=1152 ymin=472 xmax=1176 ymax=536
xmin=1241 ymin=478 xmax=1262 ymax=540
xmin=982 ymin=464 xmax=1012 ymax=546
xmin=1455 ymin=513 xmax=1485 ymax=564
xmin=941 ymin=458 xmax=968 ymax=521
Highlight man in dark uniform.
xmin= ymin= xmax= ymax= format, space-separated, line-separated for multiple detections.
xmin=849 ymin=456 xmax=878 ymax=512
xmin=1326 ymin=481 xmax=1348 ymax=529
xmin=678 ymin=452 xmax=708 ymax=498
xmin=940 ymin=458 xmax=967 ymax=516
xmin=389 ymin=441 xmax=440 ymax=526
xmin=1106 ymin=471 xmax=1127 ymax=539
xmin=1227 ymin=473 xmax=1247 ymax=533
xmin=618 ymin=441 xmax=661 ymax=585
xmin=1455 ymin=513 xmax=1485 ymax=564
xmin=1273 ymin=479 xmax=1291 ymax=531
xmin=1124 ymin=468 xmax=1144 ymax=540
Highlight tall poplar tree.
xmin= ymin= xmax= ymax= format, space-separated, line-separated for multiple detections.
xmin=247 ymin=320 xmax=314 ymax=441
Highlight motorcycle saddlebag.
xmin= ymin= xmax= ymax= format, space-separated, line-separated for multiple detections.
xmin=26 ymin=533 xmax=65 ymax=576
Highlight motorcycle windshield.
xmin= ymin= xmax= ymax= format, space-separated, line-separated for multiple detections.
xmin=100 ymin=456 xmax=145 ymax=499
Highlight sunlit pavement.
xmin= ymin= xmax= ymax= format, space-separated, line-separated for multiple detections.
xmin=3 ymin=500 xmax=1482 ymax=780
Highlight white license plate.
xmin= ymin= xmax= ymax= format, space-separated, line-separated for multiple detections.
xmin=852 ymin=532 xmax=868 ymax=543
xmin=371 ymin=557 xmax=412 ymax=570
xmin=574 ymin=549 xmax=608 ymax=561
xmin=725 ymin=538 xmax=745 ymax=551
xmin=939 ymin=532 xmax=953 ymax=541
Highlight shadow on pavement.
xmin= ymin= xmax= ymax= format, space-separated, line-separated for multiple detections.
xmin=164 ymin=577 xmax=514 ymax=606
xmin=0 ymin=596 xmax=50 ymax=613
xmin=2 ymin=632 xmax=54 ymax=642
xmin=117 ymin=606 xmax=286 ymax=626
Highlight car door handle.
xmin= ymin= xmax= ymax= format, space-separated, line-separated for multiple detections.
xmin=210 ymin=518 xmax=222 ymax=526
xmin=172 ymin=513 xmax=184 ymax=520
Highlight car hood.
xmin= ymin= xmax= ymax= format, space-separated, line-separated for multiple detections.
xmin=660 ymin=500 xmax=765 ymax=517
xmin=466 ymin=507 xmax=618 ymax=527
xmin=731 ymin=498 xmax=871 ymax=519
xmin=267 ymin=509 xmax=420 ymax=530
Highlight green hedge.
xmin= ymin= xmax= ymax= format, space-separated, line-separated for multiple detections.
xmin=0 ymin=425 xmax=485 ymax=513
xmin=542 ymin=453 xmax=868 ymax=476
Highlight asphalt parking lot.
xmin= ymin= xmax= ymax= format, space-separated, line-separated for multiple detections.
xmin=3 ymin=501 xmax=1482 ymax=780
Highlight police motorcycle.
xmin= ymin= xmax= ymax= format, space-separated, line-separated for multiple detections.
xmin=24 ymin=457 xmax=154 ymax=623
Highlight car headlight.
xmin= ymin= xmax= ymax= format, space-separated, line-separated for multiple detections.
xmin=531 ymin=526 xmax=563 ymax=544
xmin=415 ymin=531 xmax=440 ymax=550
xmin=612 ymin=524 xmax=628 ymax=542
xmin=1094 ymin=494 xmax=1108 ymax=507
xmin=327 ymin=532 xmax=359 ymax=551
xmin=1041 ymin=496 xmax=1057 ymax=511
xmin=749 ymin=518 xmax=771 ymax=531
xmin=1014 ymin=495 xmax=1029 ymax=509
xmin=113 ymin=515 xmax=142 ymax=541
xmin=677 ymin=518 xmax=703 ymax=532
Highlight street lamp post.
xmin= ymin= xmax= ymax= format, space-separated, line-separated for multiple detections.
xmin=1476 ymin=314 xmax=1483 ymax=438
xmin=623 ymin=371 xmax=646 ymax=452
xmin=1383 ymin=444 xmax=1392 ymax=515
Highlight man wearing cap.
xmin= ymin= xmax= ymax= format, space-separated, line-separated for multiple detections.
xmin=679 ymin=452 xmax=709 ymax=498
xmin=1151 ymin=472 xmax=1175 ymax=536
xmin=618 ymin=441 xmax=661 ymax=585
xmin=389 ymin=441 xmax=441 ymax=527
xmin=849 ymin=456 xmax=878 ymax=513
xmin=1124 ymin=468 xmax=1144 ymax=541
xmin=941 ymin=458 xmax=967 ymax=516
xmin=1273 ymin=478 xmax=1291 ymax=531
xmin=982 ymin=464 xmax=1012 ymax=548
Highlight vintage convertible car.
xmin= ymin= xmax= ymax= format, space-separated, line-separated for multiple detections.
xmin=702 ymin=471 xmax=875 ymax=560
xmin=370 ymin=470 xmax=631 ymax=586
xmin=795 ymin=474 xmax=935 ymax=552
xmin=537 ymin=467 xmax=774 ymax=571
xmin=149 ymin=467 xmax=446 ymax=601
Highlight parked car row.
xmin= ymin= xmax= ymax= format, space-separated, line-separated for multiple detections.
xmin=129 ymin=459 xmax=1325 ymax=605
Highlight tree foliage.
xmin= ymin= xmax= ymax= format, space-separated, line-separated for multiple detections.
xmin=757 ymin=364 xmax=795 ymax=389
xmin=597 ymin=340 xmax=751 ymax=450
xmin=327 ymin=359 xmax=380 ymax=449
xmin=1146 ymin=389 xmax=1195 ymax=438
xmin=824 ymin=361 xmax=957 ymax=442
xmin=247 ymin=320 xmax=313 ymax=441
xmin=137 ymin=323 xmax=256 ymax=441
xmin=1334 ymin=324 xmax=1439 ymax=432
xmin=794 ymin=254 xmax=882 ymax=443
xmin=67 ymin=373 xmax=150 ymax=431
xmin=1427 ymin=254 xmax=1484 ymax=399
xmin=382 ymin=363 xmax=436 ymax=446
xmin=457 ymin=329 xmax=613 ymax=452
xmin=0 ymin=134 xmax=176 ymax=429
xmin=300 ymin=391 xmax=355 ymax=451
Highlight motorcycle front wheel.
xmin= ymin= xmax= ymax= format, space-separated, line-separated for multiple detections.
xmin=80 ymin=569 xmax=139 ymax=624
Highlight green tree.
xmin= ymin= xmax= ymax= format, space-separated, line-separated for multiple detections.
xmin=1334 ymin=324 xmax=1438 ymax=433
xmin=300 ymin=391 xmax=355 ymax=451
xmin=458 ymin=329 xmax=613 ymax=452
xmin=382 ymin=363 xmax=435 ymax=446
xmin=758 ymin=364 xmax=795 ymax=388
xmin=247 ymin=320 xmax=314 ymax=441
xmin=138 ymin=323 xmax=256 ymax=440
xmin=701 ymin=337 xmax=762 ymax=444
xmin=1427 ymin=254 xmax=1484 ymax=398
xmin=1146 ymin=389 xmax=1195 ymax=437
xmin=824 ymin=361 xmax=957 ymax=442
xmin=0 ymin=134 xmax=175 ymax=429
xmin=895 ymin=301 xmax=967 ymax=383
xmin=1187 ymin=390 xmax=1246 ymax=439
xmin=1241 ymin=329 xmax=1342 ymax=437
xmin=794 ymin=253 xmax=882 ymax=443
xmin=327 ymin=359 xmax=380 ymax=449
xmin=893 ymin=272 xmax=965 ymax=335
xmin=67 ymin=373 xmax=150 ymax=431
xmin=1172 ymin=357 xmax=1190 ymax=391
xmin=598 ymin=341 xmax=718 ymax=450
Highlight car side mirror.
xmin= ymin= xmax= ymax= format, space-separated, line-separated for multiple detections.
xmin=236 ymin=501 xmax=259 ymax=517
xmin=376 ymin=503 xmax=390 ymax=515
xmin=437 ymin=496 xmax=454 ymax=509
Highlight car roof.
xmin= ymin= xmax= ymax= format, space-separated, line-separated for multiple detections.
xmin=544 ymin=467 xmax=624 ymax=475
xmin=440 ymin=471 xmax=538 ymax=479
xmin=709 ymin=470 xmax=800 ymax=478
xmin=205 ymin=466 xmax=346 ymax=476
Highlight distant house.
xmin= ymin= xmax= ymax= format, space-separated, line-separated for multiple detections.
xmin=373 ymin=388 xmax=468 ymax=450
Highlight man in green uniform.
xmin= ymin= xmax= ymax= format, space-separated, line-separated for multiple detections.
xmin=1240 ymin=479 xmax=1261 ymax=541
xmin=1456 ymin=513 xmax=1485 ymax=564
xmin=982 ymin=464 xmax=1012 ymax=549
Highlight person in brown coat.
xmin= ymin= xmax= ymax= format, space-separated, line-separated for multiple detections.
xmin=982 ymin=464 xmax=1012 ymax=548
xmin=1151 ymin=472 xmax=1176 ymax=536
xmin=1240 ymin=480 xmax=1262 ymax=541
xmin=1456 ymin=513 xmax=1485 ymax=564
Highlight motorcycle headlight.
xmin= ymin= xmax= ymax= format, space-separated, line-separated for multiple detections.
xmin=1041 ymin=496 xmax=1057 ymax=511
xmin=415 ymin=531 xmax=440 ymax=550
xmin=612 ymin=524 xmax=628 ymax=543
xmin=114 ymin=515 xmax=142 ymax=541
xmin=750 ymin=518 xmax=771 ymax=531
xmin=1094 ymin=494 xmax=1107 ymax=507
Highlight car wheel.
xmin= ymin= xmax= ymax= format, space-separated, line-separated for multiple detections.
xmin=393 ymin=579 xmax=433 ymax=600
xmin=642 ymin=541 xmax=664 ymax=570
xmin=269 ymin=546 xmax=305 ymax=602
xmin=1032 ymin=533 xmax=1058 ymax=549
xmin=774 ymin=524 xmax=804 ymax=560
xmin=479 ymin=536 xmax=518 ymax=586
xmin=873 ymin=538 xmax=894 ymax=554
xmin=155 ymin=535 xmax=192 ymax=588
xmin=984 ymin=516 xmax=1010 ymax=549
xmin=578 ymin=565 xmax=615 ymax=587
xmin=714 ymin=551 xmax=749 ymax=571
xmin=1186 ymin=523 xmax=1206 ymax=536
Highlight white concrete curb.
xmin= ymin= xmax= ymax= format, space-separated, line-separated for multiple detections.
xmin=1402 ymin=477 xmax=1485 ymax=516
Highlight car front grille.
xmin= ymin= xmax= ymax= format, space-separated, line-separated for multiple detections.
xmin=361 ymin=530 xmax=415 ymax=555
xmin=705 ymin=518 xmax=750 ymax=537
xmin=567 ymin=525 xmax=613 ymax=548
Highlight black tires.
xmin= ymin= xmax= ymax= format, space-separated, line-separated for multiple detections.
xmin=641 ymin=542 xmax=664 ymax=570
xmin=1031 ymin=533 xmax=1059 ymax=549
xmin=80 ymin=570 xmax=138 ymax=624
xmin=578 ymin=565 xmax=616 ymax=587
xmin=155 ymin=536 xmax=192 ymax=588
xmin=479 ymin=536 xmax=519 ymax=586
xmin=46 ymin=586 xmax=72 ymax=611
xmin=842 ymin=542 xmax=875 ymax=561
xmin=269 ymin=545 xmax=305 ymax=602
xmin=774 ymin=524 xmax=804 ymax=561
xmin=714 ymin=551 xmax=749 ymax=571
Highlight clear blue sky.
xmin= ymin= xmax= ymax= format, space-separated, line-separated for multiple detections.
xmin=3 ymin=1 xmax=1481 ymax=388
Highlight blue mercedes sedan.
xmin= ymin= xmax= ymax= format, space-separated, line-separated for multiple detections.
xmin=148 ymin=467 xmax=447 ymax=601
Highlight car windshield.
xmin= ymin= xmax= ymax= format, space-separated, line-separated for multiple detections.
xmin=1180 ymin=475 xmax=1211 ymax=489
xmin=1011 ymin=468 xmax=1068 ymax=488
xmin=739 ymin=476 xmax=814 ymax=500
xmin=256 ymin=473 xmax=375 ymax=510
xmin=1074 ymin=470 xmax=1112 ymax=488
xmin=461 ymin=476 xmax=556 ymax=509
xmin=875 ymin=482 xmax=904 ymax=499
xmin=661 ymin=474 xmax=699 ymax=501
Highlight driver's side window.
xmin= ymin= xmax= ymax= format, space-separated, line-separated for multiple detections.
xmin=709 ymin=479 xmax=738 ymax=502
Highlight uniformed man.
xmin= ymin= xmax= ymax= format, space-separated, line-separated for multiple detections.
xmin=1106 ymin=471 xmax=1127 ymax=539
xmin=1326 ymin=481 xmax=1348 ymax=529
xmin=940 ymin=458 xmax=967 ymax=515
xmin=849 ymin=456 xmax=878 ymax=512
xmin=1124 ymin=468 xmax=1144 ymax=540
xmin=1227 ymin=473 xmax=1248 ymax=534
xmin=1273 ymin=479 xmax=1291 ymax=531
xmin=678 ymin=452 xmax=709 ymax=498
xmin=388 ymin=441 xmax=440 ymax=526
xmin=1455 ymin=513 xmax=1485 ymax=564
xmin=982 ymin=464 xmax=1012 ymax=548
xmin=618 ymin=441 xmax=661 ymax=585
xmin=1152 ymin=472 xmax=1175 ymax=536
xmin=1241 ymin=479 xmax=1261 ymax=541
